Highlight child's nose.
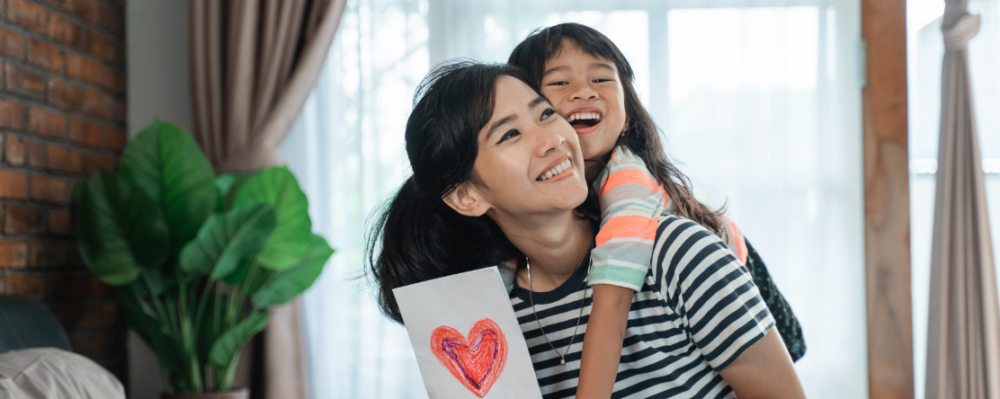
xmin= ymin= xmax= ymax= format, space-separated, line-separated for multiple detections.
xmin=571 ymin=84 xmax=598 ymax=101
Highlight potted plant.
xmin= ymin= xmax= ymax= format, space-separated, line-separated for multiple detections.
xmin=74 ymin=121 xmax=332 ymax=398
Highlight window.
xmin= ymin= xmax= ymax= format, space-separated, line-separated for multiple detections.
xmin=286 ymin=1 xmax=867 ymax=397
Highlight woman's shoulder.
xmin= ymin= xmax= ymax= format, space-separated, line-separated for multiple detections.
xmin=651 ymin=214 xmax=740 ymax=283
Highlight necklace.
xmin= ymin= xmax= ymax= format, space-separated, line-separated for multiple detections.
xmin=526 ymin=253 xmax=592 ymax=366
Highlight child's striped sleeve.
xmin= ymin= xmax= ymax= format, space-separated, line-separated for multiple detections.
xmin=589 ymin=146 xmax=665 ymax=291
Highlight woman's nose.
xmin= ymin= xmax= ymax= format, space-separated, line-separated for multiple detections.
xmin=534 ymin=124 xmax=566 ymax=158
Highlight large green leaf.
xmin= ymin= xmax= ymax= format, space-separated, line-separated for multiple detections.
xmin=179 ymin=204 xmax=276 ymax=281
xmin=252 ymin=235 xmax=333 ymax=309
xmin=215 ymin=173 xmax=244 ymax=211
xmin=76 ymin=170 xmax=169 ymax=286
xmin=231 ymin=167 xmax=311 ymax=270
xmin=207 ymin=312 xmax=269 ymax=368
xmin=119 ymin=121 xmax=216 ymax=252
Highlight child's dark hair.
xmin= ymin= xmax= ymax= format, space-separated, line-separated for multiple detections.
xmin=365 ymin=61 xmax=595 ymax=324
xmin=508 ymin=23 xmax=726 ymax=236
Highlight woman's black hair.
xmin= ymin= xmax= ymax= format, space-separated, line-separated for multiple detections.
xmin=508 ymin=23 xmax=726 ymax=236
xmin=365 ymin=61 xmax=595 ymax=324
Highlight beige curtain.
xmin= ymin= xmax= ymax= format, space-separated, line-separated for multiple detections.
xmin=188 ymin=0 xmax=347 ymax=398
xmin=925 ymin=1 xmax=1000 ymax=398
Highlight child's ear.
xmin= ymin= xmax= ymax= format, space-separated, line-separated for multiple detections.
xmin=442 ymin=182 xmax=490 ymax=217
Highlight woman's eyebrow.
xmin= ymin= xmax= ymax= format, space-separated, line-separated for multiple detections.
xmin=529 ymin=96 xmax=548 ymax=108
xmin=486 ymin=114 xmax=517 ymax=141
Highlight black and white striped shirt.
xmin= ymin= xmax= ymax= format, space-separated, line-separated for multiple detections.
xmin=509 ymin=216 xmax=775 ymax=398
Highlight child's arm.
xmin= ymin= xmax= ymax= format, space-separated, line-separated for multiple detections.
xmin=579 ymin=146 xmax=665 ymax=397
xmin=576 ymin=284 xmax=632 ymax=399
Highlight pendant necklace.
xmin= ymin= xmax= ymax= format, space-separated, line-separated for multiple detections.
xmin=526 ymin=253 xmax=592 ymax=366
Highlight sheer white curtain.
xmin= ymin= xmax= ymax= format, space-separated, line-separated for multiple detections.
xmin=285 ymin=1 xmax=867 ymax=398
xmin=907 ymin=0 xmax=1000 ymax=398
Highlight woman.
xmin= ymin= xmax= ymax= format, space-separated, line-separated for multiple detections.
xmin=366 ymin=61 xmax=805 ymax=398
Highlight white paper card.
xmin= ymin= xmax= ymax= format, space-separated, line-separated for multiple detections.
xmin=393 ymin=267 xmax=542 ymax=399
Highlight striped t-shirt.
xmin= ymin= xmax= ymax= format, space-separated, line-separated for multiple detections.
xmin=509 ymin=215 xmax=774 ymax=398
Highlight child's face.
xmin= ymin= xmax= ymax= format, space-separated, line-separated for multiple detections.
xmin=539 ymin=40 xmax=627 ymax=163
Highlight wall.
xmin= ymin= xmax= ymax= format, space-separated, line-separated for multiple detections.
xmin=125 ymin=0 xmax=190 ymax=397
xmin=0 ymin=0 xmax=127 ymax=382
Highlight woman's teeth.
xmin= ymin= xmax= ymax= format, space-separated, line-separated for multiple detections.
xmin=539 ymin=159 xmax=572 ymax=181
xmin=568 ymin=112 xmax=600 ymax=122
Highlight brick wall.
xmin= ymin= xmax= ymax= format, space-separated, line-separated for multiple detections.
xmin=0 ymin=0 xmax=126 ymax=382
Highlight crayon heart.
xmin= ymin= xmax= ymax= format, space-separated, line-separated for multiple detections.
xmin=430 ymin=318 xmax=508 ymax=397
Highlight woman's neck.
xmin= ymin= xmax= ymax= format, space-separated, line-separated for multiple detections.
xmin=490 ymin=209 xmax=593 ymax=292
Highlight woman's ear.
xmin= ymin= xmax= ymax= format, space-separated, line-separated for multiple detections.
xmin=443 ymin=182 xmax=490 ymax=217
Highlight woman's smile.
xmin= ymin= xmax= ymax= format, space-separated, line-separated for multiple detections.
xmin=536 ymin=156 xmax=574 ymax=182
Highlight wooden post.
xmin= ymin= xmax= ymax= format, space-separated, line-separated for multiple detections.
xmin=862 ymin=0 xmax=915 ymax=398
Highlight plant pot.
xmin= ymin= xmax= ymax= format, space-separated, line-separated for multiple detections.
xmin=161 ymin=388 xmax=249 ymax=399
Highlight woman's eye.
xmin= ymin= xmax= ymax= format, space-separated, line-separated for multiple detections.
xmin=594 ymin=78 xmax=613 ymax=83
xmin=497 ymin=129 xmax=520 ymax=144
xmin=540 ymin=108 xmax=556 ymax=121
xmin=546 ymin=81 xmax=568 ymax=86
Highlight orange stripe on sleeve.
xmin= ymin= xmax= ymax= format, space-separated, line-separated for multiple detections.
xmin=599 ymin=169 xmax=662 ymax=198
xmin=596 ymin=215 xmax=659 ymax=247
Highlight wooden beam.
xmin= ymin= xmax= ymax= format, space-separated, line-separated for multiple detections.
xmin=862 ymin=0 xmax=914 ymax=398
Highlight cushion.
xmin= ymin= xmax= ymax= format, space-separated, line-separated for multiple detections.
xmin=0 ymin=348 xmax=125 ymax=399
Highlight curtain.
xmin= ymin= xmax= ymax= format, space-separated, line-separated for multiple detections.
xmin=907 ymin=1 xmax=1000 ymax=398
xmin=924 ymin=0 xmax=1000 ymax=397
xmin=285 ymin=0 xmax=866 ymax=398
xmin=188 ymin=1 xmax=347 ymax=398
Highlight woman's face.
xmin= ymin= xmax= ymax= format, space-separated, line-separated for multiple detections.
xmin=468 ymin=76 xmax=588 ymax=217
xmin=539 ymin=40 xmax=627 ymax=163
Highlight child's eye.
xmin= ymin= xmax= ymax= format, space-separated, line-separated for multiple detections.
xmin=593 ymin=78 xmax=613 ymax=83
xmin=496 ymin=129 xmax=520 ymax=144
xmin=540 ymin=108 xmax=556 ymax=121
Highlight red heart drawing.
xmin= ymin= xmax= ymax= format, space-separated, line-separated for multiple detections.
xmin=430 ymin=318 xmax=508 ymax=397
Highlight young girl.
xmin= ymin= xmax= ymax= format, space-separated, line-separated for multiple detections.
xmin=508 ymin=23 xmax=806 ymax=397
xmin=367 ymin=60 xmax=805 ymax=398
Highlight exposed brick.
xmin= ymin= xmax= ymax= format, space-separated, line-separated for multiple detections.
xmin=48 ymin=14 xmax=88 ymax=50
xmin=48 ymin=78 xmax=84 ymax=110
xmin=0 ymin=170 xmax=29 ymax=199
xmin=6 ymin=64 xmax=47 ymax=99
xmin=47 ymin=274 xmax=87 ymax=300
xmin=81 ymin=89 xmax=113 ymax=120
xmin=27 ymin=38 xmax=65 ymax=72
xmin=66 ymin=52 xmax=101 ymax=84
xmin=29 ymin=107 xmax=67 ymax=138
xmin=69 ymin=0 xmax=100 ymax=24
xmin=99 ymin=65 xmax=124 ymax=93
xmin=88 ymin=31 xmax=118 ymax=63
xmin=5 ymin=136 xmax=49 ymax=168
xmin=48 ymin=209 xmax=72 ymax=235
xmin=0 ymin=274 xmax=5 ymax=293
xmin=6 ymin=273 xmax=44 ymax=299
xmin=103 ymin=126 xmax=124 ymax=151
xmin=31 ymin=174 xmax=73 ymax=203
xmin=88 ymin=275 xmax=110 ymax=298
xmin=96 ymin=4 xmax=123 ymax=37
xmin=4 ymin=204 xmax=42 ymax=234
xmin=69 ymin=118 xmax=101 ymax=147
xmin=0 ymin=27 xmax=25 ymax=58
xmin=0 ymin=240 xmax=29 ymax=268
xmin=52 ymin=302 xmax=120 ymax=330
xmin=84 ymin=153 xmax=115 ymax=173
xmin=29 ymin=241 xmax=71 ymax=267
xmin=0 ymin=100 xmax=27 ymax=129
xmin=8 ymin=0 xmax=50 ymax=34
xmin=47 ymin=145 xmax=84 ymax=174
